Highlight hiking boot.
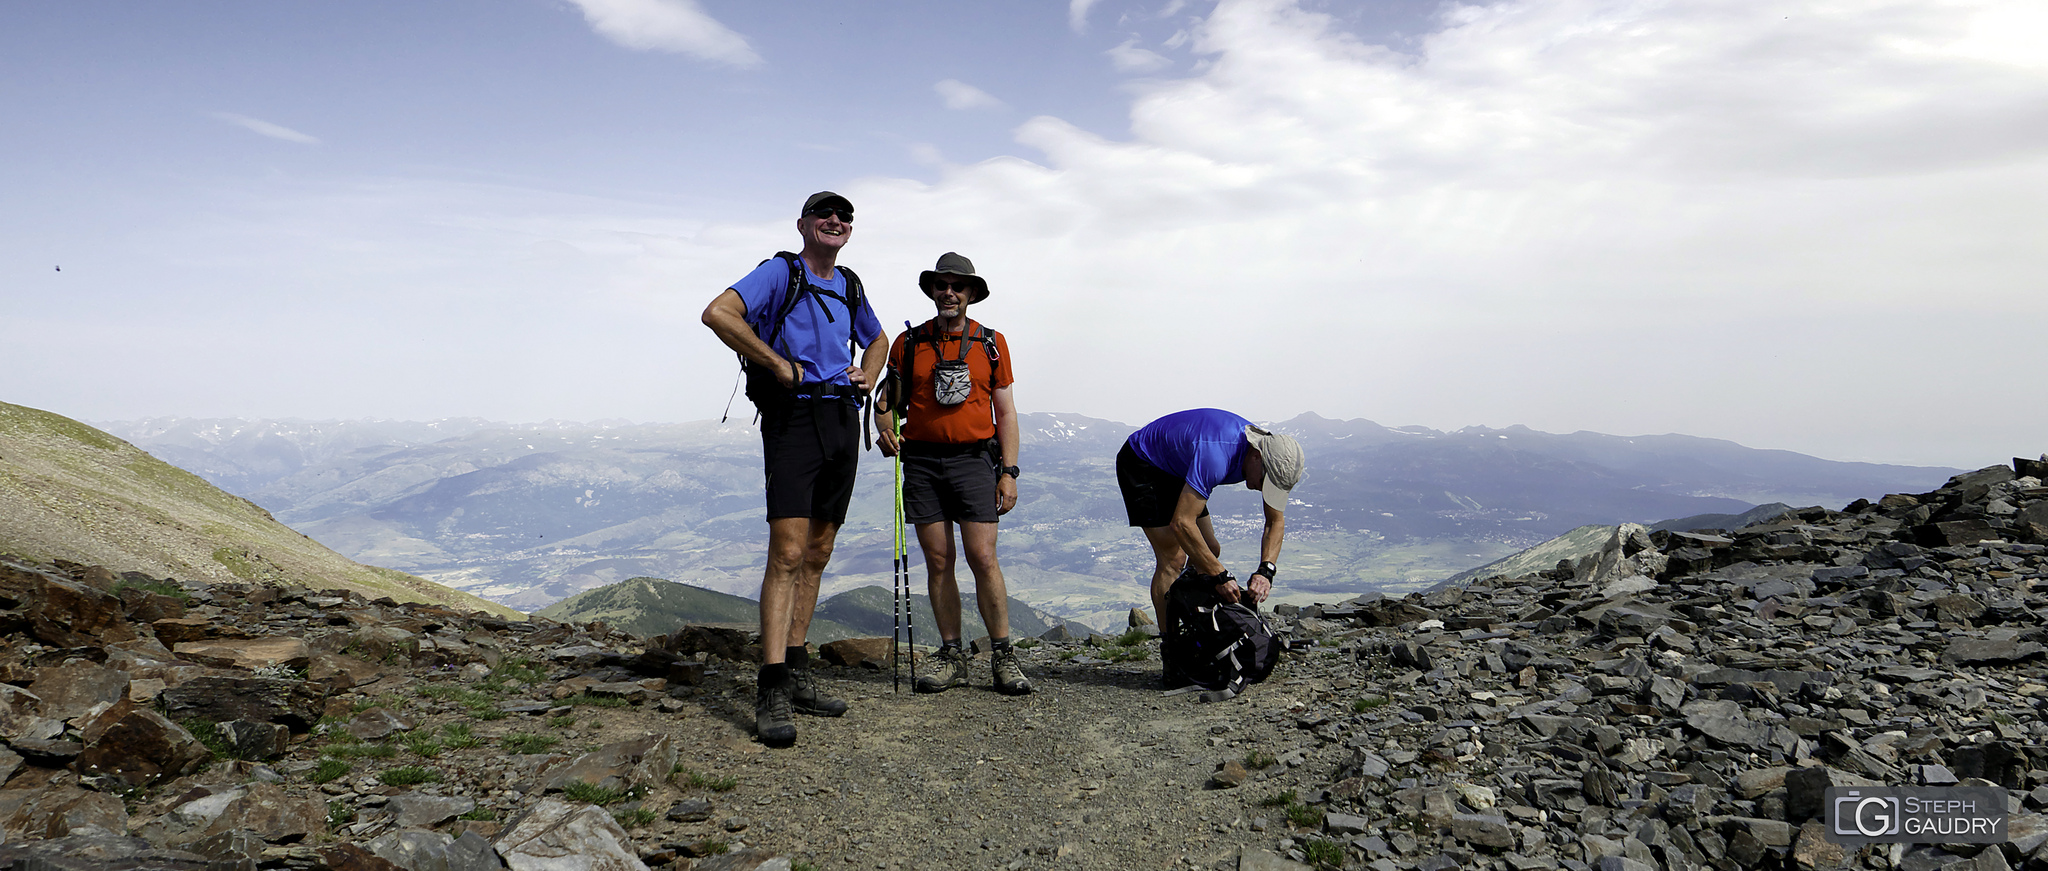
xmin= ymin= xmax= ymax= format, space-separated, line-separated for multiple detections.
xmin=915 ymin=646 xmax=971 ymax=693
xmin=992 ymin=647 xmax=1033 ymax=696
xmin=754 ymin=680 xmax=796 ymax=747
xmin=790 ymin=663 xmax=847 ymax=717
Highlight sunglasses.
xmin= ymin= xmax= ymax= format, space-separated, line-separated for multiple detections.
xmin=930 ymin=279 xmax=975 ymax=293
xmin=804 ymin=207 xmax=854 ymax=223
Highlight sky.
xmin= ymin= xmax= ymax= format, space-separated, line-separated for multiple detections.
xmin=3 ymin=0 xmax=2044 ymax=469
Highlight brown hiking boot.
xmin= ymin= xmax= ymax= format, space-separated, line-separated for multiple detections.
xmin=915 ymin=645 xmax=970 ymax=693
xmin=992 ymin=646 xmax=1033 ymax=696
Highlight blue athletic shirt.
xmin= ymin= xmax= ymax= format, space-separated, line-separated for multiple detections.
xmin=731 ymin=255 xmax=885 ymax=393
xmin=1128 ymin=408 xmax=1252 ymax=499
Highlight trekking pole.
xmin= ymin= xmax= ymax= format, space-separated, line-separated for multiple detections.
xmin=892 ymin=437 xmax=904 ymax=692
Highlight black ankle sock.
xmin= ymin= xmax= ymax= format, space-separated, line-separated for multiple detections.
xmin=785 ymin=646 xmax=809 ymax=669
xmin=991 ymin=636 xmax=1012 ymax=651
xmin=759 ymin=663 xmax=792 ymax=689
xmin=940 ymin=639 xmax=963 ymax=652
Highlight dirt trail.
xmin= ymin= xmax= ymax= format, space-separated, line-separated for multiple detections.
xmin=646 ymin=653 xmax=1319 ymax=870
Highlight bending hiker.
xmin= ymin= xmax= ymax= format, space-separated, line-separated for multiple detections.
xmin=876 ymin=253 xmax=1031 ymax=696
xmin=1117 ymin=409 xmax=1304 ymax=688
xmin=701 ymin=191 xmax=888 ymax=747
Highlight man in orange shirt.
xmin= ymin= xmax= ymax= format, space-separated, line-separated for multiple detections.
xmin=877 ymin=252 xmax=1030 ymax=696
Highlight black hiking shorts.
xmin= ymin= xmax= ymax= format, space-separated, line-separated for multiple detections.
xmin=761 ymin=398 xmax=861 ymax=523
xmin=901 ymin=440 xmax=999 ymax=525
xmin=1116 ymin=441 xmax=1208 ymax=529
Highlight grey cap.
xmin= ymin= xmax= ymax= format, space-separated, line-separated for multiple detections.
xmin=1244 ymin=425 xmax=1304 ymax=513
xmin=801 ymin=191 xmax=853 ymax=216
xmin=918 ymin=251 xmax=989 ymax=304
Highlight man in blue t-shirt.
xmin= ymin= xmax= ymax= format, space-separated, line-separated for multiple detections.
xmin=702 ymin=190 xmax=888 ymax=748
xmin=1117 ymin=409 xmax=1305 ymax=646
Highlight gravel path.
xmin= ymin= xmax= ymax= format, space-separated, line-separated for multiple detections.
xmin=645 ymin=650 xmax=1322 ymax=871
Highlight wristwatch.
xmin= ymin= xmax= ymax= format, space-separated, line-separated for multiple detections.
xmin=999 ymin=465 xmax=1021 ymax=479
xmin=1251 ymin=561 xmax=1278 ymax=582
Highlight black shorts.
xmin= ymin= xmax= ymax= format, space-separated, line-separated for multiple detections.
xmin=901 ymin=440 xmax=1000 ymax=524
xmin=761 ymin=399 xmax=862 ymax=523
xmin=1117 ymin=441 xmax=1207 ymax=528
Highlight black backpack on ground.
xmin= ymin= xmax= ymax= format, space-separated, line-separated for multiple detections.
xmin=1161 ymin=568 xmax=1281 ymax=701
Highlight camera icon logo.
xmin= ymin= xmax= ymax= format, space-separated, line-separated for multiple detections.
xmin=1833 ymin=790 xmax=1902 ymax=837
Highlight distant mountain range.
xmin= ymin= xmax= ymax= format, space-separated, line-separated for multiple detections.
xmin=95 ymin=411 xmax=1961 ymax=627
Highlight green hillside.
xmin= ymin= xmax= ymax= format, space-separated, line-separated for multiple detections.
xmin=537 ymin=576 xmax=867 ymax=642
xmin=0 ymin=400 xmax=521 ymax=618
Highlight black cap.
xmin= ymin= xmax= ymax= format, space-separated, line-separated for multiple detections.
xmin=802 ymin=191 xmax=853 ymax=216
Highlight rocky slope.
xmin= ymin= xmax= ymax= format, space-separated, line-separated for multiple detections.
xmin=3 ymin=455 xmax=2046 ymax=871
xmin=0 ymin=401 xmax=518 ymax=619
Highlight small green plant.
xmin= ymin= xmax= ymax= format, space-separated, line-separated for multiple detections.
xmin=561 ymin=781 xmax=627 ymax=806
xmin=1244 ymin=750 xmax=1278 ymax=769
xmin=458 ymin=806 xmax=498 ymax=821
xmin=1116 ymin=628 xmax=1152 ymax=647
xmin=1106 ymin=646 xmax=1150 ymax=663
xmin=327 ymin=800 xmax=356 ymax=831
xmin=673 ymin=765 xmax=739 ymax=792
xmin=693 ymin=840 xmax=730 ymax=857
xmin=1015 ymin=639 xmax=1041 ymax=649
xmin=402 ymin=732 xmax=444 ymax=758
xmin=310 ymin=759 xmax=351 ymax=784
xmin=1352 ymin=695 xmax=1389 ymax=713
xmin=442 ymin=723 xmax=484 ymax=749
xmin=489 ymin=657 xmax=546 ymax=685
xmin=1059 ymin=650 xmax=1079 ymax=662
xmin=503 ymin=734 xmax=561 ymax=754
xmin=1302 ymin=838 xmax=1343 ymax=869
xmin=562 ymin=693 xmax=628 ymax=708
xmin=419 ymin=685 xmax=507 ymax=719
xmin=379 ymin=766 xmax=441 ymax=787
xmin=180 ymin=718 xmax=231 ymax=761
xmin=1285 ymin=802 xmax=1324 ymax=830
xmin=612 ymin=807 xmax=658 ymax=828
xmin=547 ymin=715 xmax=576 ymax=729
xmin=1257 ymin=790 xmax=1298 ymax=808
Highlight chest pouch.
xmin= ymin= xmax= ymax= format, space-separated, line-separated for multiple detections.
xmin=932 ymin=357 xmax=973 ymax=406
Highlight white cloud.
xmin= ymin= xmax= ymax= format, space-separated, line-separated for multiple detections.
xmin=934 ymin=79 xmax=1005 ymax=111
xmin=1069 ymin=0 xmax=1105 ymax=33
xmin=211 ymin=113 xmax=320 ymax=145
xmin=1106 ymin=38 xmax=1173 ymax=73
xmin=565 ymin=0 xmax=761 ymax=67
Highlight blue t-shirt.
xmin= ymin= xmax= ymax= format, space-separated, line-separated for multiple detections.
xmin=731 ymin=255 xmax=884 ymax=391
xmin=1128 ymin=408 xmax=1252 ymax=499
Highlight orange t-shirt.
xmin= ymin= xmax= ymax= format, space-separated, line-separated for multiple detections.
xmin=888 ymin=318 xmax=1014 ymax=444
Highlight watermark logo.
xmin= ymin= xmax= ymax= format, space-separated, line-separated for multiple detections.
xmin=1824 ymin=786 xmax=2008 ymax=845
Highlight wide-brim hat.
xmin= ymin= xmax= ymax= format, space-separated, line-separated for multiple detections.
xmin=1244 ymin=425 xmax=1304 ymax=514
xmin=801 ymin=191 xmax=853 ymax=217
xmin=918 ymin=252 xmax=989 ymax=304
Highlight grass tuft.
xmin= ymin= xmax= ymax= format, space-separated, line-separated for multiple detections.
xmin=1244 ymin=750 xmax=1278 ymax=769
xmin=1302 ymin=838 xmax=1344 ymax=869
xmin=1351 ymin=695 xmax=1389 ymax=713
xmin=1257 ymin=790 xmax=1298 ymax=808
xmin=503 ymin=734 xmax=561 ymax=754
xmin=561 ymin=781 xmax=628 ymax=806
xmin=673 ymin=764 xmax=739 ymax=791
xmin=310 ymin=759 xmax=351 ymax=784
xmin=612 ymin=807 xmax=658 ymax=828
xmin=379 ymin=766 xmax=441 ymax=787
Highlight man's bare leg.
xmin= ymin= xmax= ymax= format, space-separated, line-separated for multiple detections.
xmin=960 ymin=521 xmax=1009 ymax=639
xmin=915 ymin=521 xmax=963 ymax=641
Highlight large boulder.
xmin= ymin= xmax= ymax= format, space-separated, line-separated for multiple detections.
xmin=73 ymin=698 xmax=213 ymax=788
xmin=159 ymin=676 xmax=328 ymax=732
xmin=495 ymin=798 xmax=649 ymax=871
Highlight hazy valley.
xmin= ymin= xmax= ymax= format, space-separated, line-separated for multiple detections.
xmin=96 ymin=411 xmax=1959 ymax=630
